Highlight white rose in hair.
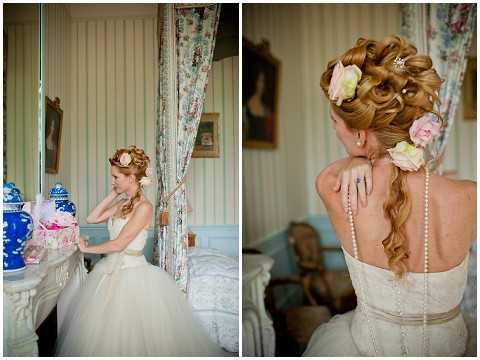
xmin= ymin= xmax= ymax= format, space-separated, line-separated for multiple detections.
xmin=387 ymin=141 xmax=425 ymax=172
xmin=139 ymin=177 xmax=152 ymax=187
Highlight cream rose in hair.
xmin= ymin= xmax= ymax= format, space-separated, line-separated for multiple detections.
xmin=328 ymin=61 xmax=362 ymax=106
xmin=387 ymin=141 xmax=425 ymax=172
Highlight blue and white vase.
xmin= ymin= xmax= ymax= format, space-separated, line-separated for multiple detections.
xmin=3 ymin=182 xmax=33 ymax=272
xmin=49 ymin=182 xmax=76 ymax=217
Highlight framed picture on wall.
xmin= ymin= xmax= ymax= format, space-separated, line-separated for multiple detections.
xmin=463 ymin=56 xmax=476 ymax=120
xmin=45 ymin=96 xmax=63 ymax=174
xmin=242 ymin=38 xmax=281 ymax=149
xmin=192 ymin=112 xmax=220 ymax=158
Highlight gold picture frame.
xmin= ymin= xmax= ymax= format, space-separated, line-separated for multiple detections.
xmin=243 ymin=38 xmax=281 ymax=149
xmin=45 ymin=96 xmax=63 ymax=174
xmin=192 ymin=112 xmax=220 ymax=158
xmin=463 ymin=56 xmax=476 ymax=120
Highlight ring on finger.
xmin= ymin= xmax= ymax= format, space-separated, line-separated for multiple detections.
xmin=355 ymin=176 xmax=363 ymax=185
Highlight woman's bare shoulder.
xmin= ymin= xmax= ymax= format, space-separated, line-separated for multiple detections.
xmin=430 ymin=174 xmax=476 ymax=198
xmin=315 ymin=158 xmax=351 ymax=198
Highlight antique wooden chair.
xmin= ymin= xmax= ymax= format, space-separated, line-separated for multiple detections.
xmin=286 ymin=221 xmax=356 ymax=315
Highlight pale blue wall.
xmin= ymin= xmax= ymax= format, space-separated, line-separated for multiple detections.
xmin=81 ymin=224 xmax=239 ymax=265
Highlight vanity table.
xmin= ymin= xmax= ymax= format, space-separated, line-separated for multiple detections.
xmin=3 ymin=245 xmax=87 ymax=356
xmin=242 ymin=254 xmax=275 ymax=356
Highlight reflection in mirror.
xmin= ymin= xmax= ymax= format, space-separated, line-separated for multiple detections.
xmin=4 ymin=4 xmax=40 ymax=201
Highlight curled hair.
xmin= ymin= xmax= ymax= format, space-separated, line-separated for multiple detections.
xmin=108 ymin=145 xmax=150 ymax=217
xmin=321 ymin=35 xmax=443 ymax=277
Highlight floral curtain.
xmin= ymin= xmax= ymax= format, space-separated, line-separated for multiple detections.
xmin=401 ymin=4 xmax=477 ymax=356
xmin=400 ymin=4 xmax=476 ymax=162
xmin=154 ymin=4 xmax=220 ymax=292
xmin=153 ymin=5 xmax=177 ymax=274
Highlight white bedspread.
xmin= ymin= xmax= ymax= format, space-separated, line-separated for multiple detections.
xmin=187 ymin=247 xmax=239 ymax=353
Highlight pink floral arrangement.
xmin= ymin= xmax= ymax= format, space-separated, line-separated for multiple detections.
xmin=41 ymin=211 xmax=77 ymax=230
xmin=30 ymin=211 xmax=79 ymax=250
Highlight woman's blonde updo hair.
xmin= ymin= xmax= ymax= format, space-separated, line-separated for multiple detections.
xmin=109 ymin=145 xmax=151 ymax=217
xmin=321 ymin=35 xmax=443 ymax=277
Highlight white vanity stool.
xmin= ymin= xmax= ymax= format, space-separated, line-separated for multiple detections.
xmin=242 ymin=254 xmax=275 ymax=356
xmin=3 ymin=246 xmax=87 ymax=356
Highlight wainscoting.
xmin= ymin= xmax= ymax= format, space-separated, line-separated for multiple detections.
xmin=189 ymin=225 xmax=239 ymax=257
xmin=80 ymin=224 xmax=239 ymax=265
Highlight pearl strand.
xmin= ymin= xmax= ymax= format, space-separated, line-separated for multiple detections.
xmin=347 ymin=197 xmax=380 ymax=356
xmin=423 ymin=167 xmax=430 ymax=356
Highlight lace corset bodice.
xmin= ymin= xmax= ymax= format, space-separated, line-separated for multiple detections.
xmin=342 ymin=247 xmax=469 ymax=356
xmin=343 ymin=247 xmax=469 ymax=315
xmin=103 ymin=216 xmax=149 ymax=270
xmin=107 ymin=216 xmax=148 ymax=252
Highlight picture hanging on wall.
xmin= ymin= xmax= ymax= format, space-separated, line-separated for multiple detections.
xmin=45 ymin=96 xmax=63 ymax=174
xmin=192 ymin=112 xmax=220 ymax=158
xmin=242 ymin=38 xmax=281 ymax=149
xmin=463 ymin=56 xmax=476 ymax=121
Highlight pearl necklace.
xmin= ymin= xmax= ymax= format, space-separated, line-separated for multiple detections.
xmin=347 ymin=198 xmax=380 ymax=355
xmin=423 ymin=166 xmax=430 ymax=355
xmin=347 ymin=166 xmax=430 ymax=356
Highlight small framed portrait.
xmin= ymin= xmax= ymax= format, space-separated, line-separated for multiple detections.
xmin=463 ymin=56 xmax=476 ymax=120
xmin=45 ymin=96 xmax=63 ymax=173
xmin=243 ymin=38 xmax=281 ymax=149
xmin=192 ymin=112 xmax=220 ymax=158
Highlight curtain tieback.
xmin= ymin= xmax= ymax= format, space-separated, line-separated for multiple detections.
xmin=158 ymin=178 xmax=186 ymax=226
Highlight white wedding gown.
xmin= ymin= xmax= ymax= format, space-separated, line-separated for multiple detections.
xmin=303 ymin=247 xmax=469 ymax=356
xmin=55 ymin=216 xmax=229 ymax=356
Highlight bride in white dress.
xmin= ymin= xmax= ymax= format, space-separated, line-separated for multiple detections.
xmin=55 ymin=145 xmax=228 ymax=356
xmin=303 ymin=36 xmax=476 ymax=356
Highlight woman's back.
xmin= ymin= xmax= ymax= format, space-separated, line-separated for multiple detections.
xmin=307 ymin=159 xmax=475 ymax=356
xmin=318 ymin=159 xmax=476 ymax=273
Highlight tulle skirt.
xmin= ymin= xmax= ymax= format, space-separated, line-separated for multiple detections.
xmin=55 ymin=254 xmax=229 ymax=356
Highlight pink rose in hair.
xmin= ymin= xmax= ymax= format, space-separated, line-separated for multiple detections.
xmin=119 ymin=153 xmax=132 ymax=167
xmin=409 ymin=113 xmax=441 ymax=147
xmin=145 ymin=167 xmax=153 ymax=177
xmin=328 ymin=61 xmax=362 ymax=106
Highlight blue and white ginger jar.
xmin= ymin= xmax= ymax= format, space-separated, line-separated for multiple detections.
xmin=3 ymin=182 xmax=33 ymax=272
xmin=49 ymin=182 xmax=76 ymax=217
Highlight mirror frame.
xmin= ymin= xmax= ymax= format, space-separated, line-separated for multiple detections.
xmin=38 ymin=4 xmax=46 ymax=197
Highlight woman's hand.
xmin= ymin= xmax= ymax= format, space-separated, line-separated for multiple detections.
xmin=78 ymin=235 xmax=89 ymax=253
xmin=333 ymin=157 xmax=373 ymax=215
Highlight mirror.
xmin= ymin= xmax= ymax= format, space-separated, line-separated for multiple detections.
xmin=3 ymin=4 xmax=42 ymax=201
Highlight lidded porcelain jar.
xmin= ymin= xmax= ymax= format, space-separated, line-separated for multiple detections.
xmin=49 ymin=182 xmax=76 ymax=217
xmin=3 ymin=182 xmax=33 ymax=272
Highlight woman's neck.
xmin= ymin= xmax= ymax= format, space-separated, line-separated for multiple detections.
xmin=371 ymin=155 xmax=392 ymax=167
xmin=125 ymin=185 xmax=140 ymax=199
